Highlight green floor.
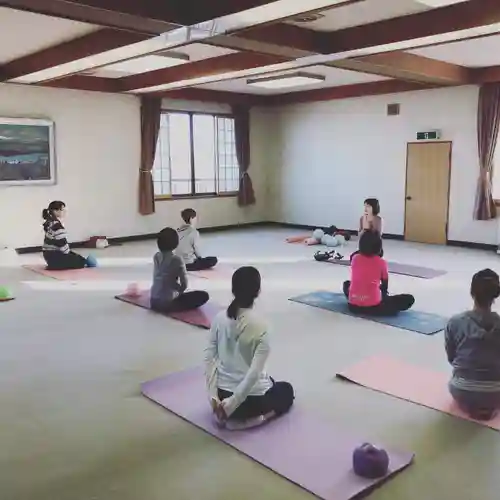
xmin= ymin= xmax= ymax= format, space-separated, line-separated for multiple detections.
xmin=2 ymin=231 xmax=499 ymax=500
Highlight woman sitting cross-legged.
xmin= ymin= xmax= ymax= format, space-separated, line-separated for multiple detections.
xmin=343 ymin=230 xmax=414 ymax=316
xmin=205 ymin=266 xmax=294 ymax=429
xmin=446 ymin=269 xmax=500 ymax=421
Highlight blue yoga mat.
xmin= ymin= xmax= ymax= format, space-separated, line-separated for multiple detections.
xmin=290 ymin=291 xmax=447 ymax=335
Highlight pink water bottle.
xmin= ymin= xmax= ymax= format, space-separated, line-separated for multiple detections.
xmin=126 ymin=282 xmax=140 ymax=297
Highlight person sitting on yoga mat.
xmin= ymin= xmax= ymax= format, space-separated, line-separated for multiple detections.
xmin=150 ymin=227 xmax=209 ymax=313
xmin=343 ymin=231 xmax=414 ymax=316
xmin=445 ymin=269 xmax=500 ymax=421
xmin=176 ymin=208 xmax=218 ymax=271
xmin=359 ymin=198 xmax=383 ymax=237
xmin=205 ymin=266 xmax=294 ymax=429
xmin=42 ymin=201 xmax=89 ymax=270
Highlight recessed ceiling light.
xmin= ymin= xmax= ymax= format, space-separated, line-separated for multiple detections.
xmin=247 ymin=72 xmax=325 ymax=89
xmin=292 ymin=13 xmax=326 ymax=23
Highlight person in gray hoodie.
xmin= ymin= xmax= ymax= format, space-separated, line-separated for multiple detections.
xmin=176 ymin=208 xmax=218 ymax=271
xmin=445 ymin=268 xmax=500 ymax=420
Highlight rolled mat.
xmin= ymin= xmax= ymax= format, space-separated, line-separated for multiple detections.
xmin=337 ymin=356 xmax=500 ymax=430
xmin=115 ymin=291 xmax=221 ymax=329
xmin=142 ymin=367 xmax=414 ymax=500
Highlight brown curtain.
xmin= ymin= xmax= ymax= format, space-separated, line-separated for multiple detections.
xmin=138 ymin=96 xmax=162 ymax=215
xmin=474 ymin=83 xmax=500 ymax=220
xmin=232 ymin=105 xmax=256 ymax=206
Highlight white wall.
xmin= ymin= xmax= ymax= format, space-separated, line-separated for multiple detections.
xmin=271 ymin=85 xmax=497 ymax=245
xmin=0 ymin=84 xmax=270 ymax=248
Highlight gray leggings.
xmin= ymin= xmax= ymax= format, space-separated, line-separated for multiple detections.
xmin=449 ymin=383 xmax=500 ymax=419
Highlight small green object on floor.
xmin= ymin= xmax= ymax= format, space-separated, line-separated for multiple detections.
xmin=0 ymin=286 xmax=14 ymax=302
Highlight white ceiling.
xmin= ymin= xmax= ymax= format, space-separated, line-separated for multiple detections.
xmin=410 ymin=34 xmax=500 ymax=67
xmin=0 ymin=7 xmax=99 ymax=64
xmin=286 ymin=0 xmax=430 ymax=31
xmin=87 ymin=44 xmax=236 ymax=78
xmin=196 ymin=65 xmax=388 ymax=95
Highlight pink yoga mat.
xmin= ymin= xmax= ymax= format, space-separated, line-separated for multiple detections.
xmin=22 ymin=264 xmax=100 ymax=281
xmin=115 ymin=291 xmax=220 ymax=329
xmin=142 ymin=367 xmax=414 ymax=500
xmin=337 ymin=356 xmax=500 ymax=430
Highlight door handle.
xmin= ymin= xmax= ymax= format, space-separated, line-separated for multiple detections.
xmin=406 ymin=196 xmax=412 ymax=200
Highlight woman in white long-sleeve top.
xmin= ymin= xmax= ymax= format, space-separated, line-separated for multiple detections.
xmin=205 ymin=266 xmax=294 ymax=428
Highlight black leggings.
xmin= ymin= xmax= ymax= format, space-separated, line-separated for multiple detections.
xmin=151 ymin=290 xmax=209 ymax=313
xmin=343 ymin=281 xmax=414 ymax=316
xmin=218 ymin=380 xmax=294 ymax=421
xmin=186 ymin=256 xmax=218 ymax=271
xmin=43 ymin=250 xmax=87 ymax=270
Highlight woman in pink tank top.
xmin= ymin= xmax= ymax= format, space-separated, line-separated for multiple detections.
xmin=343 ymin=231 xmax=414 ymax=316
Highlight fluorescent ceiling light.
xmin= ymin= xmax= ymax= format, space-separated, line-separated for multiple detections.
xmin=131 ymin=21 xmax=500 ymax=93
xmin=418 ymin=0 xmax=468 ymax=6
xmin=247 ymin=72 xmax=325 ymax=89
xmin=8 ymin=0 xmax=351 ymax=83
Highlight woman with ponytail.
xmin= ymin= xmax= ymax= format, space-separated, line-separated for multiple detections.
xmin=204 ymin=266 xmax=294 ymax=429
xmin=42 ymin=201 xmax=88 ymax=270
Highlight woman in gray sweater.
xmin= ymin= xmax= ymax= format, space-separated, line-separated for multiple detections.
xmin=445 ymin=269 xmax=500 ymax=420
xmin=150 ymin=227 xmax=209 ymax=312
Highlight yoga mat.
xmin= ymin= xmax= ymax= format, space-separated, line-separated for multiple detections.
xmin=142 ymin=367 xmax=414 ymax=500
xmin=337 ymin=356 xmax=500 ymax=431
xmin=22 ymin=264 xmax=100 ymax=281
xmin=188 ymin=267 xmax=230 ymax=280
xmin=289 ymin=291 xmax=446 ymax=335
xmin=323 ymin=259 xmax=446 ymax=279
xmin=115 ymin=291 xmax=220 ymax=329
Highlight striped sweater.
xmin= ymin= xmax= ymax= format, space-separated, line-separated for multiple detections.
xmin=42 ymin=219 xmax=70 ymax=254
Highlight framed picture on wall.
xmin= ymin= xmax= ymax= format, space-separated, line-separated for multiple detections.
xmin=0 ymin=117 xmax=56 ymax=185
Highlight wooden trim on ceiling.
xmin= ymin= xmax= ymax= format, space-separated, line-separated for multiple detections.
xmin=0 ymin=29 xmax=148 ymax=82
xmin=119 ymin=52 xmax=288 ymax=92
xmin=154 ymin=88 xmax=267 ymax=106
xmin=41 ymin=75 xmax=122 ymax=92
xmin=470 ymin=65 xmax=500 ymax=84
xmin=0 ymin=0 xmax=358 ymax=34
xmin=262 ymin=80 xmax=441 ymax=106
xmin=0 ymin=0 xmax=174 ymax=34
xmin=314 ymin=0 xmax=500 ymax=54
xmin=330 ymin=52 xmax=472 ymax=85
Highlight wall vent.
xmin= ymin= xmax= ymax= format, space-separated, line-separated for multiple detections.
xmin=387 ymin=103 xmax=400 ymax=116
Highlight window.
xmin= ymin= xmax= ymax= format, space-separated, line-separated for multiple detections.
xmin=153 ymin=111 xmax=240 ymax=198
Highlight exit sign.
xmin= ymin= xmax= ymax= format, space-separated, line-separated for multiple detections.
xmin=417 ymin=130 xmax=441 ymax=140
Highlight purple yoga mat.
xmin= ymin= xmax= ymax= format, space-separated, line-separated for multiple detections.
xmin=325 ymin=259 xmax=446 ymax=279
xmin=115 ymin=291 xmax=221 ymax=329
xmin=142 ymin=368 xmax=414 ymax=500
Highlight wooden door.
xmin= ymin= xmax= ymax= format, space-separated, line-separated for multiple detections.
xmin=404 ymin=142 xmax=451 ymax=244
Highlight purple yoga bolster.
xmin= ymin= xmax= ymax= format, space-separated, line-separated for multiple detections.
xmin=114 ymin=291 xmax=220 ymax=329
xmin=141 ymin=367 xmax=414 ymax=500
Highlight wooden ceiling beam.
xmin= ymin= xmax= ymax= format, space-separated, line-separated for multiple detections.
xmin=119 ymin=52 xmax=288 ymax=92
xmin=330 ymin=52 xmax=472 ymax=85
xmin=263 ymin=80 xmax=440 ymax=106
xmin=314 ymin=0 xmax=500 ymax=54
xmin=0 ymin=29 xmax=148 ymax=82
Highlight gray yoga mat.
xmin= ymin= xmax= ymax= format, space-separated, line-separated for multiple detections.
xmin=290 ymin=291 xmax=447 ymax=335
xmin=324 ymin=259 xmax=446 ymax=279
xmin=142 ymin=367 xmax=414 ymax=500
